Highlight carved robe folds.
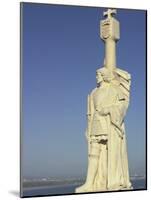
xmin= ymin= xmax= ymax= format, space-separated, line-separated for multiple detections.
xmin=87 ymin=79 xmax=132 ymax=191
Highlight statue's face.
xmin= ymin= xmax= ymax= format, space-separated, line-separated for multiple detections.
xmin=96 ymin=67 xmax=114 ymax=84
xmin=96 ymin=72 xmax=103 ymax=84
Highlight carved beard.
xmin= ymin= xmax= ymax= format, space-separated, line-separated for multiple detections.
xmin=97 ymin=81 xmax=102 ymax=87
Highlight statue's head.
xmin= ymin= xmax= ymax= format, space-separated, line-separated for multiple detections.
xmin=96 ymin=67 xmax=115 ymax=85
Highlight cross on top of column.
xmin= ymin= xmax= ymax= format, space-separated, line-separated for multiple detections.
xmin=103 ymin=9 xmax=117 ymax=19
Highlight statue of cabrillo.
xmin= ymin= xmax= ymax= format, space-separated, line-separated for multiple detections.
xmin=75 ymin=9 xmax=132 ymax=193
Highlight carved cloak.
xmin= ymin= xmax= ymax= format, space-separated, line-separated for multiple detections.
xmin=89 ymin=69 xmax=132 ymax=191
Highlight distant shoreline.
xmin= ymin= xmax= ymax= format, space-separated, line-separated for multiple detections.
xmin=23 ymin=179 xmax=84 ymax=188
xmin=23 ymin=177 xmax=145 ymax=189
xmin=23 ymin=183 xmax=81 ymax=191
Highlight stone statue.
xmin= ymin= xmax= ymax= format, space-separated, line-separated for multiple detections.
xmin=75 ymin=9 xmax=132 ymax=193
xmin=75 ymin=67 xmax=132 ymax=192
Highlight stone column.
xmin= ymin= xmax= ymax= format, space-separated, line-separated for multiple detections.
xmin=100 ymin=9 xmax=120 ymax=70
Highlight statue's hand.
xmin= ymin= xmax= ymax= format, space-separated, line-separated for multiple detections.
xmin=98 ymin=107 xmax=109 ymax=116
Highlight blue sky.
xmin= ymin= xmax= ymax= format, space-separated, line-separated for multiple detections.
xmin=22 ymin=3 xmax=146 ymax=179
